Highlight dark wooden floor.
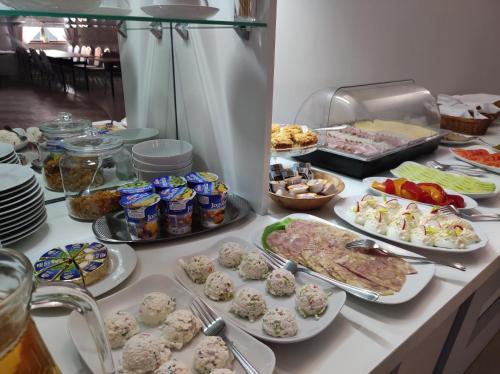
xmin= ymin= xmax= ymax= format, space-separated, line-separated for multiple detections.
xmin=0 ymin=75 xmax=125 ymax=129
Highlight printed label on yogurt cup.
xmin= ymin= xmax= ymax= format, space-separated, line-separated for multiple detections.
xmin=194 ymin=182 xmax=229 ymax=228
xmin=160 ymin=187 xmax=196 ymax=235
xmin=120 ymin=193 xmax=160 ymax=240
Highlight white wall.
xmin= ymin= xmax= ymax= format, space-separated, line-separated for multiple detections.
xmin=273 ymin=0 xmax=500 ymax=122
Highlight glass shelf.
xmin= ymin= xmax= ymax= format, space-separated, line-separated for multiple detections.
xmin=0 ymin=2 xmax=267 ymax=28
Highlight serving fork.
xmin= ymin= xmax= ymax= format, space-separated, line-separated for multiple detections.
xmin=438 ymin=205 xmax=500 ymax=221
xmin=345 ymin=239 xmax=466 ymax=271
xmin=189 ymin=296 xmax=259 ymax=374
xmin=427 ymin=160 xmax=486 ymax=177
xmin=256 ymin=245 xmax=380 ymax=301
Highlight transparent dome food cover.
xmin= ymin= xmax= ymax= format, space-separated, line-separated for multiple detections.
xmin=293 ymin=80 xmax=444 ymax=161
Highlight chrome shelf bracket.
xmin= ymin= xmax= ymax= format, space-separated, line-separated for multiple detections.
xmin=150 ymin=22 xmax=163 ymax=40
xmin=175 ymin=23 xmax=189 ymax=41
xmin=117 ymin=20 xmax=127 ymax=38
xmin=235 ymin=26 xmax=250 ymax=40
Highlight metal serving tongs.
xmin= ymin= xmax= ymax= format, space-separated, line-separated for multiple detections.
xmin=345 ymin=239 xmax=466 ymax=271
xmin=438 ymin=205 xmax=500 ymax=221
xmin=427 ymin=160 xmax=486 ymax=177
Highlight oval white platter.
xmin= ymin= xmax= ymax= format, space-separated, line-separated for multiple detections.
xmin=334 ymin=195 xmax=488 ymax=254
xmin=362 ymin=176 xmax=478 ymax=210
xmin=175 ymin=236 xmax=346 ymax=344
xmin=451 ymin=146 xmax=500 ymax=175
xmin=257 ymin=214 xmax=435 ymax=305
xmin=391 ymin=161 xmax=500 ymax=199
xmin=68 ymin=274 xmax=276 ymax=374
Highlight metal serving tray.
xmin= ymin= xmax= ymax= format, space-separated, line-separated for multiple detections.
xmin=92 ymin=194 xmax=252 ymax=244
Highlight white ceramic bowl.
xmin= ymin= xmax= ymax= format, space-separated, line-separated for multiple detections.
xmin=135 ymin=163 xmax=193 ymax=181
xmin=132 ymin=156 xmax=192 ymax=171
xmin=132 ymin=139 xmax=193 ymax=165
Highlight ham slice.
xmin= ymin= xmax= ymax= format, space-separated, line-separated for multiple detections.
xmin=265 ymin=219 xmax=416 ymax=295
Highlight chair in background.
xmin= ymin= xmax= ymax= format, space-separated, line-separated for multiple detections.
xmin=38 ymin=50 xmax=60 ymax=89
xmin=103 ymin=50 xmax=121 ymax=98
xmin=16 ymin=47 xmax=32 ymax=80
xmin=28 ymin=48 xmax=43 ymax=81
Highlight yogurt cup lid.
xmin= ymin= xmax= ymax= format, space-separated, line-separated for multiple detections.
xmin=160 ymin=186 xmax=195 ymax=201
xmin=185 ymin=172 xmax=218 ymax=184
xmin=118 ymin=181 xmax=154 ymax=195
xmin=194 ymin=182 xmax=228 ymax=195
xmin=152 ymin=175 xmax=187 ymax=189
xmin=119 ymin=193 xmax=160 ymax=208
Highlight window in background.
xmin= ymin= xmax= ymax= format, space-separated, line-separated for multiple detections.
xmin=22 ymin=26 xmax=67 ymax=43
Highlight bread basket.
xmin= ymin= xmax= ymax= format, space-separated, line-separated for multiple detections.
xmin=440 ymin=100 xmax=500 ymax=135
xmin=268 ymin=170 xmax=345 ymax=211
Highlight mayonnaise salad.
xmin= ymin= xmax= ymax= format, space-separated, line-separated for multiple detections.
xmin=348 ymin=195 xmax=480 ymax=249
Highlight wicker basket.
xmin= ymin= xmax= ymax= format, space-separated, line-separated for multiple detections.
xmin=440 ymin=100 xmax=500 ymax=135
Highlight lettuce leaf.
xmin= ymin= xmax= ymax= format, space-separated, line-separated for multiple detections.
xmin=261 ymin=218 xmax=294 ymax=250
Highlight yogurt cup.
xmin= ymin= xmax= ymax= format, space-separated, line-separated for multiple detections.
xmin=119 ymin=193 xmax=160 ymax=240
xmin=152 ymin=175 xmax=187 ymax=192
xmin=185 ymin=172 xmax=219 ymax=188
xmin=194 ymin=182 xmax=229 ymax=228
xmin=160 ymin=187 xmax=196 ymax=235
xmin=118 ymin=181 xmax=154 ymax=196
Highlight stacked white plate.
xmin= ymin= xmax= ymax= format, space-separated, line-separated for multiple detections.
xmin=132 ymin=139 xmax=193 ymax=181
xmin=0 ymin=143 xmax=21 ymax=165
xmin=0 ymin=164 xmax=47 ymax=246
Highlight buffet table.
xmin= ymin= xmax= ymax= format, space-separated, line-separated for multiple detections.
xmin=15 ymin=144 xmax=500 ymax=374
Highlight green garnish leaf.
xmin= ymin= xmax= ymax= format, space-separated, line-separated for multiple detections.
xmin=261 ymin=218 xmax=294 ymax=250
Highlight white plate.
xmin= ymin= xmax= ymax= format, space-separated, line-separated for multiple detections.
xmin=0 ymin=143 xmax=14 ymax=159
xmin=362 ymin=177 xmax=478 ymax=210
xmin=0 ymin=153 xmax=20 ymax=163
xmin=259 ymin=214 xmax=435 ymax=304
xmin=451 ymin=146 xmax=500 ymax=175
xmin=0 ymin=176 xmax=37 ymax=200
xmin=0 ymin=199 xmax=45 ymax=230
xmin=141 ymin=4 xmax=219 ymax=19
xmin=0 ymin=194 xmax=43 ymax=225
xmin=0 ymin=188 xmax=44 ymax=217
xmin=0 ymin=177 xmax=38 ymax=203
xmin=391 ymin=161 xmax=500 ymax=199
xmin=88 ymin=243 xmax=137 ymax=297
xmin=1 ymin=210 xmax=47 ymax=246
xmin=440 ymin=135 xmax=476 ymax=146
xmin=0 ymin=164 xmax=34 ymax=192
xmin=68 ymin=274 xmax=276 ymax=374
xmin=334 ymin=195 xmax=488 ymax=254
xmin=0 ymin=204 xmax=46 ymax=236
xmin=175 ymin=236 xmax=346 ymax=344
xmin=0 ymin=153 xmax=16 ymax=162
xmin=1 ymin=183 xmax=42 ymax=210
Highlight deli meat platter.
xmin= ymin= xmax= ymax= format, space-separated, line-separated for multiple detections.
xmin=293 ymin=80 xmax=446 ymax=178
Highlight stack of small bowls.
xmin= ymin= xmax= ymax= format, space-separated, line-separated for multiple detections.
xmin=132 ymin=139 xmax=193 ymax=180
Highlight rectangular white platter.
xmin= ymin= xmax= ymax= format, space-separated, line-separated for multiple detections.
xmin=68 ymin=274 xmax=276 ymax=374
xmin=258 ymin=213 xmax=435 ymax=305
xmin=174 ymin=236 xmax=347 ymax=344
xmin=451 ymin=146 xmax=500 ymax=174
xmin=362 ymin=176 xmax=478 ymax=210
xmin=334 ymin=195 xmax=488 ymax=254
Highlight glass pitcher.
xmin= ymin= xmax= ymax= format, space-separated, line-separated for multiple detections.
xmin=0 ymin=247 xmax=115 ymax=374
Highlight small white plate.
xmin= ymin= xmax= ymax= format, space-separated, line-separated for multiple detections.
xmin=88 ymin=243 xmax=138 ymax=297
xmin=1 ymin=210 xmax=47 ymax=246
xmin=440 ymin=134 xmax=476 ymax=146
xmin=362 ymin=176 xmax=478 ymax=210
xmin=0 ymin=164 xmax=34 ymax=192
xmin=0 ymin=143 xmax=14 ymax=159
xmin=68 ymin=274 xmax=276 ymax=374
xmin=175 ymin=237 xmax=346 ymax=344
xmin=0 ymin=176 xmax=37 ymax=201
xmin=0 ymin=188 xmax=44 ymax=217
xmin=0 ymin=204 xmax=46 ymax=236
xmin=0 ymin=155 xmax=20 ymax=164
xmin=391 ymin=161 xmax=500 ymax=199
xmin=141 ymin=4 xmax=219 ymax=20
xmin=0 ymin=199 xmax=45 ymax=231
xmin=451 ymin=146 xmax=500 ymax=175
xmin=334 ymin=195 xmax=488 ymax=254
xmin=1 ymin=183 xmax=42 ymax=210
xmin=259 ymin=214 xmax=435 ymax=304
xmin=0 ymin=177 xmax=37 ymax=203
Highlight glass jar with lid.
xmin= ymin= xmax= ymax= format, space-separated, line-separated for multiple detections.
xmin=38 ymin=112 xmax=92 ymax=191
xmin=60 ymin=134 xmax=125 ymax=221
